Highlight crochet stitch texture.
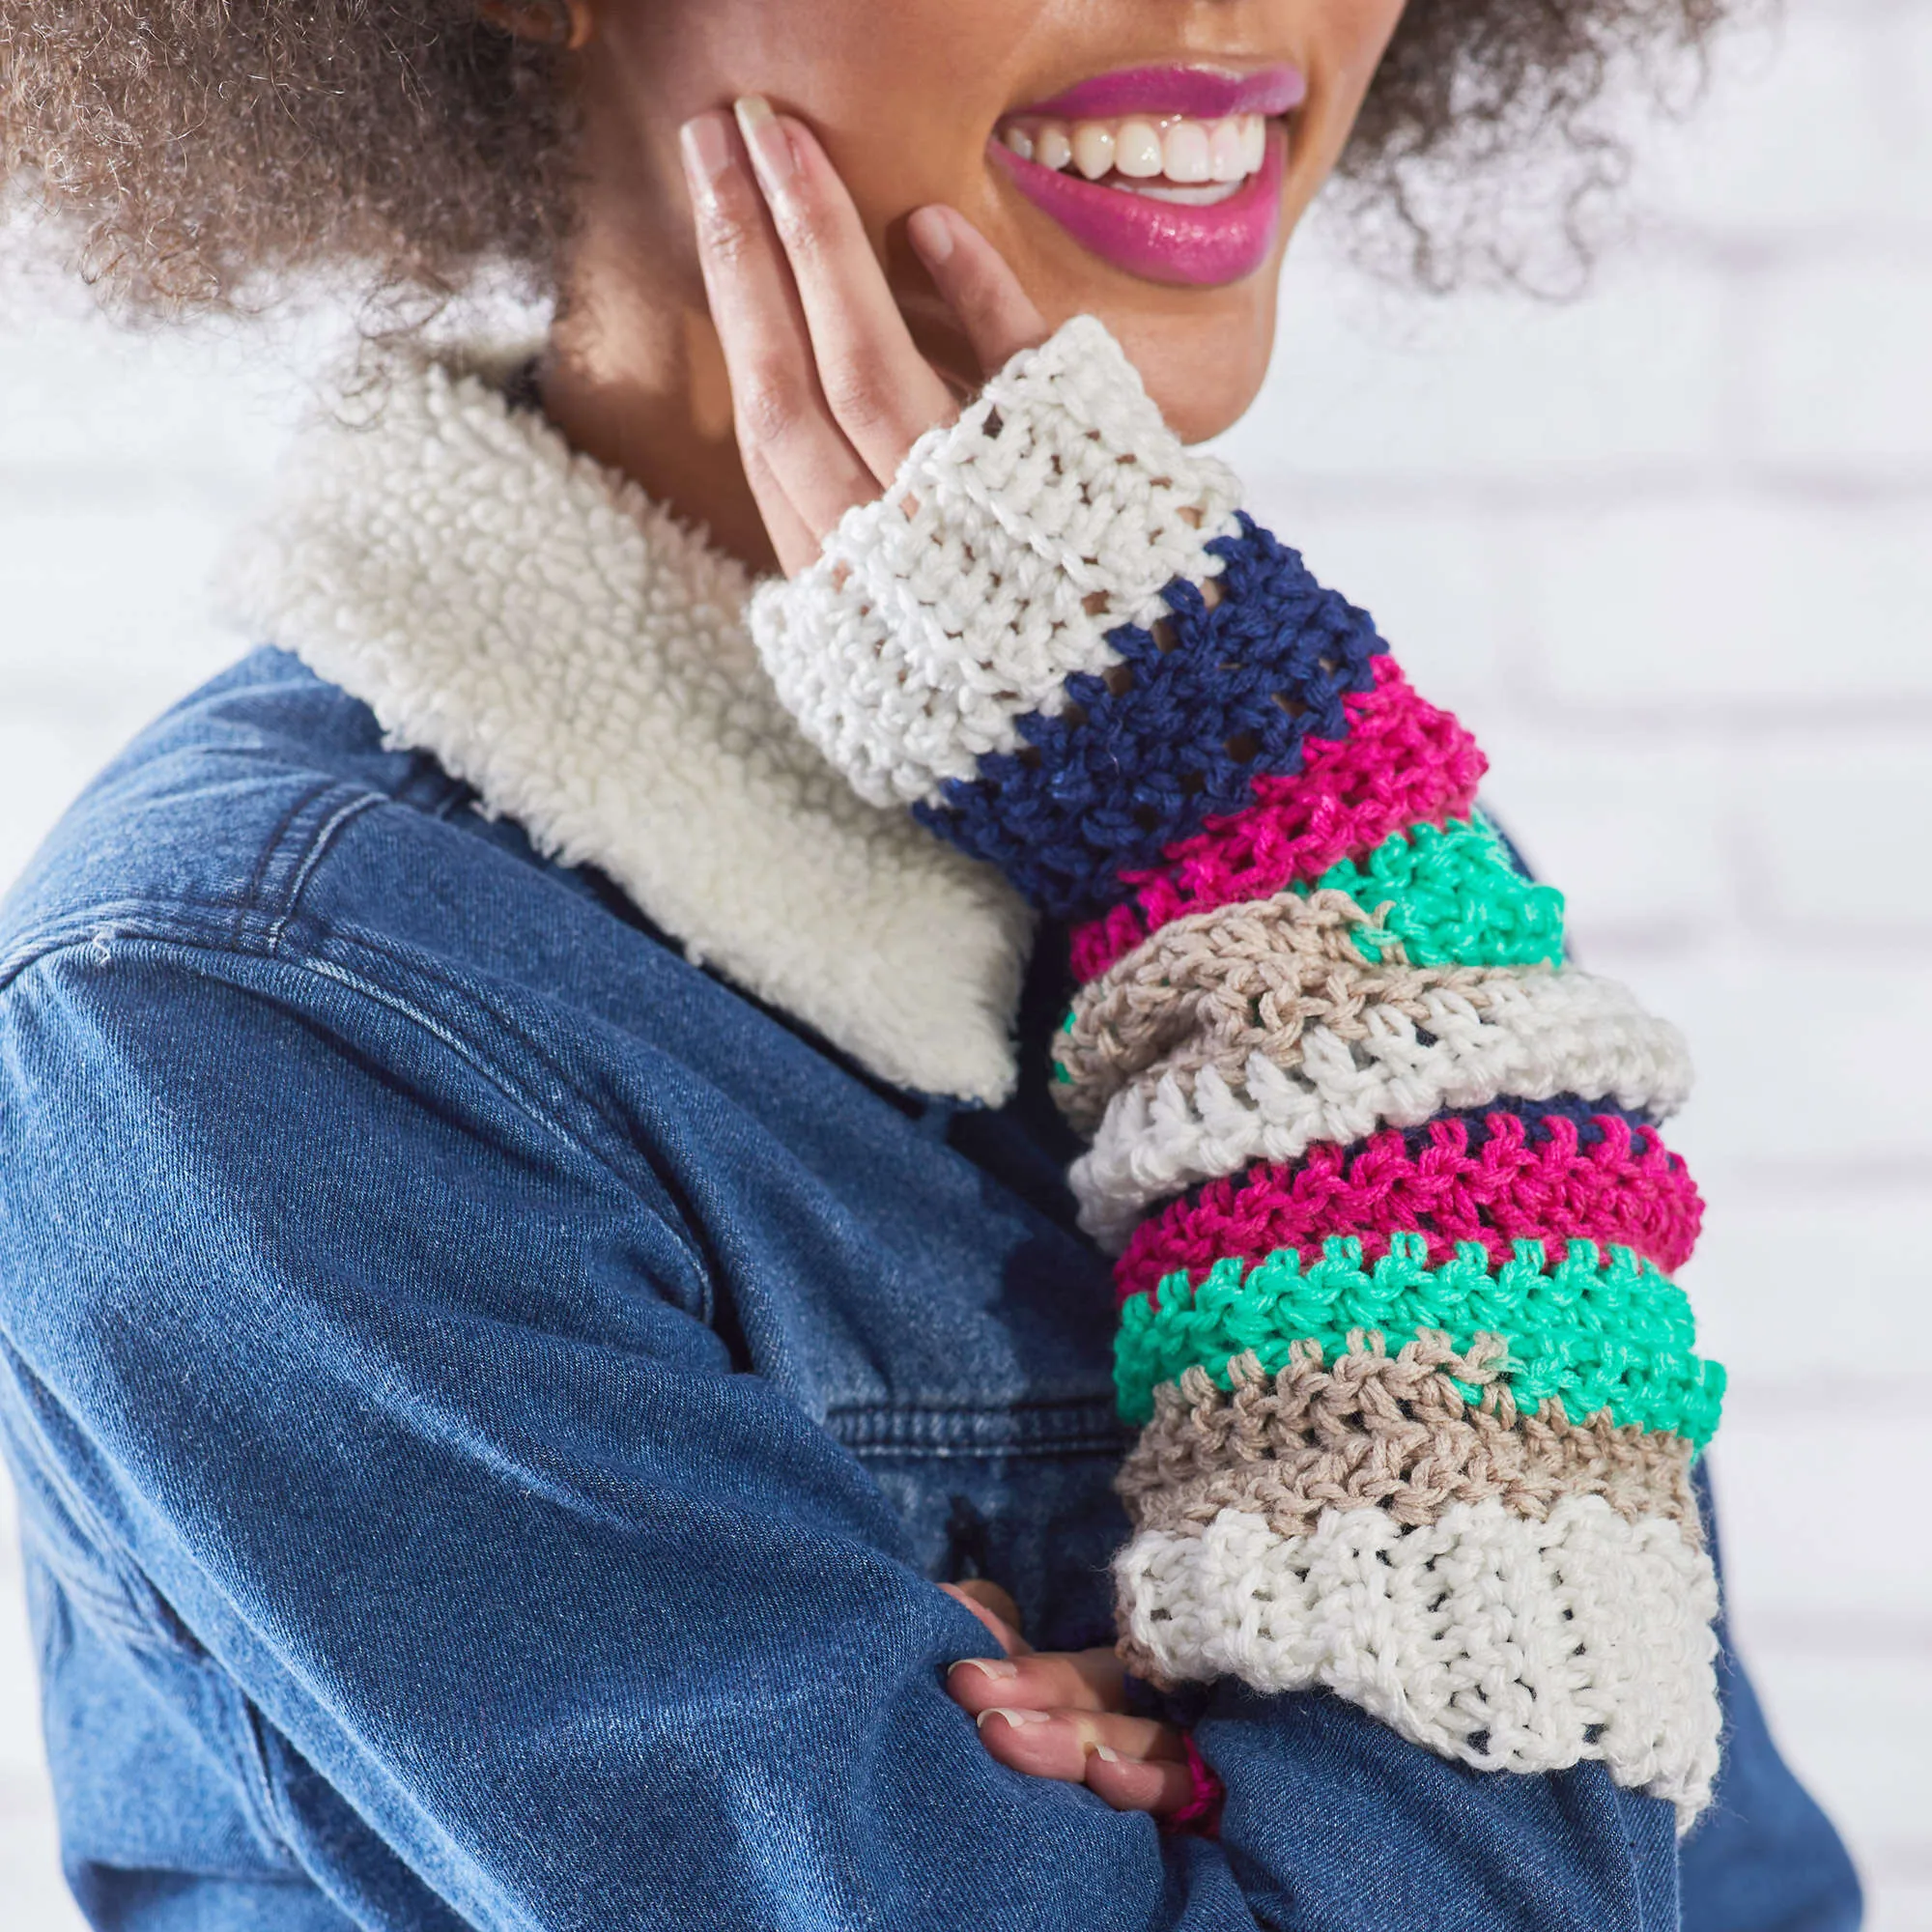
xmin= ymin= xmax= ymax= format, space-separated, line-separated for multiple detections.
xmin=750 ymin=315 xmax=1245 ymax=811
xmin=1114 ymin=1108 xmax=1703 ymax=1299
xmin=1119 ymin=1342 xmax=1704 ymax=1542
xmin=1111 ymin=1235 xmax=1724 ymax=1442
xmin=751 ymin=316 xmax=1725 ymax=1821
xmin=1070 ymin=656 xmax=1489 ymax=981
xmin=1071 ymin=965 xmax=1693 ymax=1249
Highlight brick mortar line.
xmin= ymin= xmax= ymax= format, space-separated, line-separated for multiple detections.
xmin=1714 ymin=1378 xmax=1932 ymax=1424
xmin=1719 ymin=1160 xmax=1932 ymax=1199
xmin=1645 ymin=226 xmax=1932 ymax=276
xmin=1730 ymin=1608 xmax=1932 ymax=1658
xmin=1246 ymin=470 xmax=1932 ymax=516
xmin=1732 ymin=923 xmax=1932 ymax=960
xmin=0 ymin=469 xmax=272 ymax=515
xmin=0 ymin=1766 xmax=56 ymax=1812
xmin=1506 ymin=695 xmax=1932 ymax=741
xmin=1845 ymin=1845 xmax=1932 ymax=1886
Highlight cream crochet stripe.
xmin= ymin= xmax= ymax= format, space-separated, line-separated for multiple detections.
xmin=748 ymin=315 xmax=1244 ymax=810
xmin=1053 ymin=887 xmax=1493 ymax=1136
xmin=221 ymin=347 xmax=1034 ymax=1107
xmin=1114 ymin=1494 xmax=1722 ymax=1825
xmin=1071 ymin=967 xmax=1694 ymax=1248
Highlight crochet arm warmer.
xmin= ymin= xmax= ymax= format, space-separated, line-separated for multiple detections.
xmin=751 ymin=315 xmax=1726 ymax=1824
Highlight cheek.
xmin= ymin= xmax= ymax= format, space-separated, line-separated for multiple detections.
xmin=1312 ymin=0 xmax=1408 ymax=122
xmin=753 ymin=0 xmax=1044 ymax=208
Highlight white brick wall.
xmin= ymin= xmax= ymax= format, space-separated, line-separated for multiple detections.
xmin=1 ymin=1 xmax=1926 ymax=1922
xmin=1208 ymin=6 xmax=1932 ymax=1921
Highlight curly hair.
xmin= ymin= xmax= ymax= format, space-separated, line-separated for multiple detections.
xmin=0 ymin=0 xmax=1733 ymax=312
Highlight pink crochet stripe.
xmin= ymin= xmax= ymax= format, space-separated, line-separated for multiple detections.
xmin=1113 ymin=1112 xmax=1705 ymax=1307
xmin=1070 ymin=655 xmax=1487 ymax=983
xmin=1160 ymin=1733 xmax=1225 ymax=1839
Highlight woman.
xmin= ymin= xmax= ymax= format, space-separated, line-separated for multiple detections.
xmin=0 ymin=2 xmax=1862 ymax=1927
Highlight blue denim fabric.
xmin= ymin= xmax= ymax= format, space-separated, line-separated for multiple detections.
xmin=0 ymin=649 xmax=1861 ymax=1931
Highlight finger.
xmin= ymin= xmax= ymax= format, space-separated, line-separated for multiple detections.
xmin=973 ymin=1706 xmax=1188 ymax=1784
xmin=937 ymin=1581 xmax=1033 ymax=1660
xmin=942 ymin=1578 xmax=1024 ymax=1634
xmin=679 ymin=109 xmax=880 ymax=559
xmin=735 ymin=98 xmax=958 ymax=484
xmin=946 ymin=1645 xmax=1125 ymax=1718
xmin=1084 ymin=1746 xmax=1203 ymax=1819
xmin=906 ymin=206 xmax=1050 ymax=377
xmin=737 ymin=433 xmax=822 ymax=578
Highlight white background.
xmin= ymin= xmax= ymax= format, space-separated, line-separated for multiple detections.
xmin=3 ymin=0 xmax=1929 ymax=1922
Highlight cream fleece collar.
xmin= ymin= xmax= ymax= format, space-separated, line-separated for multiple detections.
xmin=223 ymin=348 xmax=1032 ymax=1105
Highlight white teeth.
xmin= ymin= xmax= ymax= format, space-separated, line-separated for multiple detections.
xmin=1118 ymin=180 xmax=1245 ymax=207
xmin=1161 ymin=121 xmax=1211 ymax=185
xmin=1114 ymin=119 xmax=1165 ymax=179
xmin=1071 ymin=122 xmax=1116 ymax=181
xmin=999 ymin=110 xmax=1274 ymax=191
xmin=1208 ymin=118 xmax=1247 ymax=184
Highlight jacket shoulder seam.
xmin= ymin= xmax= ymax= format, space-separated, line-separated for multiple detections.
xmin=0 ymin=928 xmax=712 ymax=1311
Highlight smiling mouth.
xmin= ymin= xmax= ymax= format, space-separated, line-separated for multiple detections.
xmin=986 ymin=65 xmax=1303 ymax=288
xmin=991 ymin=113 xmax=1270 ymax=207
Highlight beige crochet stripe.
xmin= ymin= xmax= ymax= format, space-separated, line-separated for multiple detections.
xmin=1052 ymin=888 xmax=1504 ymax=1136
xmin=1116 ymin=1335 xmax=1702 ymax=1546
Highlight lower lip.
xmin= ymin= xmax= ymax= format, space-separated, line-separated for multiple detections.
xmin=987 ymin=124 xmax=1287 ymax=288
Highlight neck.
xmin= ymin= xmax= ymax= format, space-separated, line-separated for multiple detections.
xmin=537 ymin=223 xmax=781 ymax=579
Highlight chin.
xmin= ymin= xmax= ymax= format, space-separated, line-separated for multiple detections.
xmin=903 ymin=274 xmax=1280 ymax=446
xmin=1091 ymin=298 xmax=1278 ymax=442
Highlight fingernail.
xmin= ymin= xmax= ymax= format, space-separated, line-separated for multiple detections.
xmin=734 ymin=95 xmax=796 ymax=184
xmin=908 ymin=206 xmax=954 ymax=266
xmin=679 ymin=113 xmax=735 ymax=191
xmin=957 ymin=1657 xmax=1019 ymax=1682
xmin=1093 ymin=1745 xmax=1126 ymax=1763
xmin=976 ymin=1706 xmax=1051 ymax=1729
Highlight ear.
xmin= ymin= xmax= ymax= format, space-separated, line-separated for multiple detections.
xmin=477 ymin=0 xmax=594 ymax=52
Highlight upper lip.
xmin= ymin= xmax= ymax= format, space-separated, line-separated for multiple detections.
xmin=1006 ymin=63 xmax=1305 ymax=123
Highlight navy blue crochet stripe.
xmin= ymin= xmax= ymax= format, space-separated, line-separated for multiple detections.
xmin=1155 ymin=1095 xmax=1668 ymax=1225
xmin=1415 ymin=1093 xmax=1660 ymax=1148
xmin=913 ymin=516 xmax=1386 ymax=921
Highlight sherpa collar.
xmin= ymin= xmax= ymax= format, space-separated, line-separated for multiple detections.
xmin=223 ymin=348 xmax=1032 ymax=1105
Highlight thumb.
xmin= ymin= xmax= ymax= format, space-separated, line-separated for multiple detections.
xmin=938 ymin=1579 xmax=1034 ymax=1657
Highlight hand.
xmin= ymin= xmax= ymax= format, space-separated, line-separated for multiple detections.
xmin=938 ymin=1580 xmax=1200 ymax=1819
xmin=680 ymin=96 xmax=1049 ymax=579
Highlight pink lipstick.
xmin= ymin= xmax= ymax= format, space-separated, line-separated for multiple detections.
xmin=989 ymin=64 xmax=1301 ymax=287
xmin=1017 ymin=64 xmax=1305 ymax=123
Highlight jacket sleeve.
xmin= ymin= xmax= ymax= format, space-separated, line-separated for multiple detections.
xmin=0 ymin=937 xmax=1684 ymax=1932
xmin=751 ymin=315 xmax=1727 ymax=1828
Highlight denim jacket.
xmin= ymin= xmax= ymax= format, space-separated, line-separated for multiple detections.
xmin=0 ymin=341 xmax=1861 ymax=1932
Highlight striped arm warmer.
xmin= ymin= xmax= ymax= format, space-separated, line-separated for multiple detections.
xmin=750 ymin=315 xmax=1725 ymax=1824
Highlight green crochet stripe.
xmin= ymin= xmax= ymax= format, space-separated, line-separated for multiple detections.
xmin=1114 ymin=1233 xmax=1725 ymax=1445
xmin=1303 ymin=814 xmax=1567 ymax=970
